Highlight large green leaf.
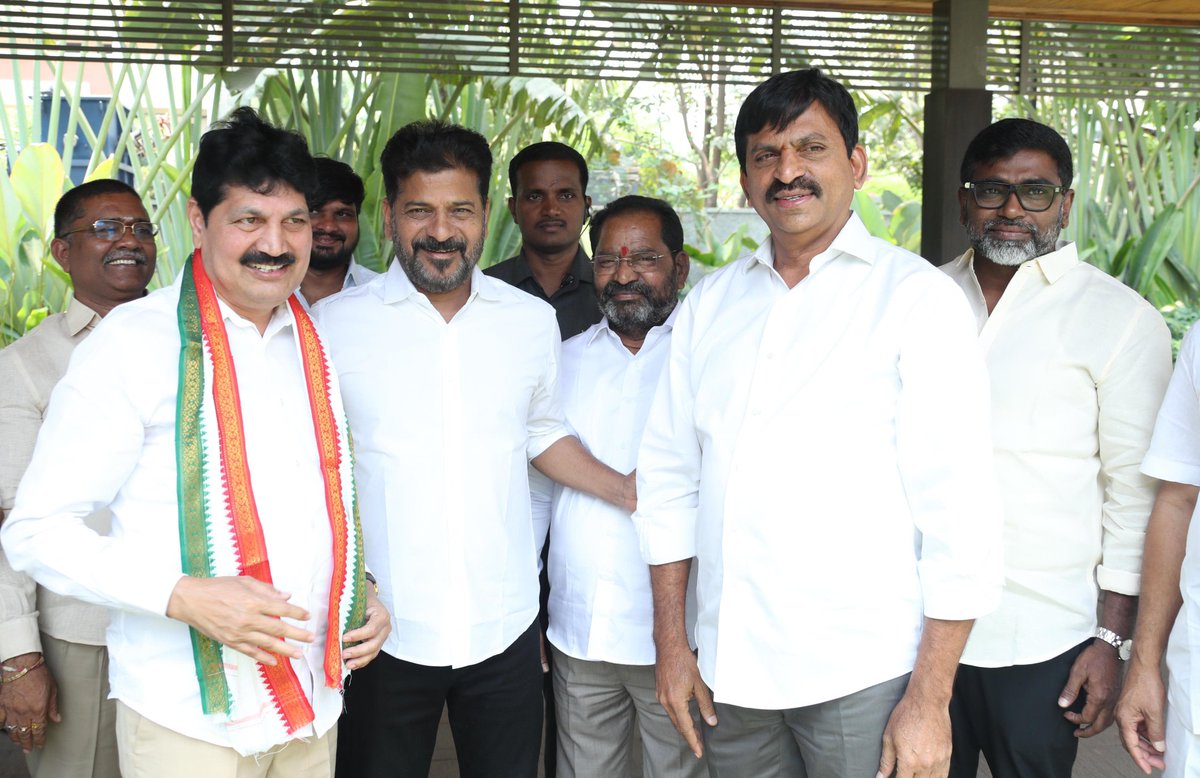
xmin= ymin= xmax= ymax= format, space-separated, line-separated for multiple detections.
xmin=10 ymin=144 xmax=68 ymax=238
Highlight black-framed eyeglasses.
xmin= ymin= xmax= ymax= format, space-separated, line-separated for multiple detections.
xmin=591 ymin=252 xmax=670 ymax=273
xmin=962 ymin=182 xmax=1067 ymax=212
xmin=57 ymin=219 xmax=159 ymax=242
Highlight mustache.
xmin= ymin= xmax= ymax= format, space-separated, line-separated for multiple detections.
xmin=312 ymin=228 xmax=346 ymax=241
xmin=984 ymin=217 xmax=1037 ymax=234
xmin=102 ymin=248 xmax=148 ymax=265
xmin=601 ymin=279 xmax=655 ymax=300
xmin=412 ymin=236 xmax=468 ymax=254
xmin=767 ymin=176 xmax=823 ymax=200
xmin=239 ymin=250 xmax=297 ymax=267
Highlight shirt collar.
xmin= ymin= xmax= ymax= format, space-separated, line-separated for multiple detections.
xmin=588 ymin=304 xmax=679 ymax=349
xmin=743 ymin=211 xmax=875 ymax=276
xmin=214 ymin=294 xmax=294 ymax=339
xmin=65 ymin=297 xmax=101 ymax=336
xmin=955 ymin=241 xmax=1078 ymax=285
xmin=382 ymin=260 xmax=500 ymax=305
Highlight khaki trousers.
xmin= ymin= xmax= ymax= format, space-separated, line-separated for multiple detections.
xmin=116 ymin=702 xmax=336 ymax=778
xmin=26 ymin=634 xmax=118 ymax=778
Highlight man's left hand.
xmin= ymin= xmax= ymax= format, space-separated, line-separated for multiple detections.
xmin=1058 ymin=641 xmax=1119 ymax=737
xmin=342 ymin=585 xmax=391 ymax=670
xmin=877 ymin=691 xmax=952 ymax=778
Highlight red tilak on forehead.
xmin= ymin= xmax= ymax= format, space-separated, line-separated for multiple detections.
xmin=620 ymin=245 xmax=629 ymax=257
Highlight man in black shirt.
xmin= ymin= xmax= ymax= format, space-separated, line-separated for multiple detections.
xmin=485 ymin=142 xmax=601 ymax=340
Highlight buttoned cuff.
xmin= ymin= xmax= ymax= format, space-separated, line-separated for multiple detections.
xmin=1097 ymin=565 xmax=1141 ymax=596
xmin=0 ymin=614 xmax=43 ymax=660
xmin=633 ymin=510 xmax=697 ymax=566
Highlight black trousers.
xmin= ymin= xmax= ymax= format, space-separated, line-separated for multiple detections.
xmin=335 ymin=619 xmax=544 ymax=778
xmin=949 ymin=640 xmax=1090 ymax=778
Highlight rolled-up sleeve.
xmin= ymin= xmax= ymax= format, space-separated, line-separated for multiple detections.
xmin=0 ymin=349 xmax=44 ymax=659
xmin=1094 ymin=308 xmax=1173 ymax=595
xmin=634 ymin=293 xmax=701 ymax=566
xmin=895 ymin=277 xmax=1004 ymax=620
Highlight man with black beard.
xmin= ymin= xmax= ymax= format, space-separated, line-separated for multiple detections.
xmin=317 ymin=120 xmax=637 ymax=778
xmin=535 ymin=196 xmax=704 ymax=778
xmin=941 ymin=118 xmax=1172 ymax=778
xmin=298 ymin=158 xmax=378 ymax=307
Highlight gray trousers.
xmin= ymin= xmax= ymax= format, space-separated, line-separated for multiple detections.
xmin=703 ymin=673 xmax=910 ymax=778
xmin=551 ymin=645 xmax=708 ymax=778
xmin=27 ymin=634 xmax=118 ymax=778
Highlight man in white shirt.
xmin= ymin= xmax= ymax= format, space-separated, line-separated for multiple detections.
xmin=941 ymin=118 xmax=1172 ymax=778
xmin=1115 ymin=325 xmax=1200 ymax=777
xmin=635 ymin=67 xmax=1003 ymax=778
xmin=319 ymin=120 xmax=635 ymax=778
xmin=1 ymin=107 xmax=389 ymax=778
xmin=0 ymin=178 xmax=156 ymax=778
xmin=542 ymin=195 xmax=702 ymax=778
xmin=299 ymin=157 xmax=378 ymax=307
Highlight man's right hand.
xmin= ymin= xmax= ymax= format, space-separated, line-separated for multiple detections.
xmin=0 ymin=653 xmax=58 ymax=753
xmin=655 ymin=640 xmax=717 ymax=759
xmin=1114 ymin=658 xmax=1169 ymax=774
xmin=166 ymin=576 xmax=313 ymax=665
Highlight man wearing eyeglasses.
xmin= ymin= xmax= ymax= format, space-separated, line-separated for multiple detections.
xmin=941 ymin=118 xmax=1173 ymax=777
xmin=537 ymin=195 xmax=703 ymax=778
xmin=0 ymin=179 xmax=156 ymax=778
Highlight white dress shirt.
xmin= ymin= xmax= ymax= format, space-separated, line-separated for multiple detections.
xmin=943 ymin=246 xmax=1171 ymax=667
xmin=316 ymin=262 xmax=568 ymax=668
xmin=1142 ymin=324 xmax=1200 ymax=734
xmin=545 ymin=313 xmax=686 ymax=666
xmin=634 ymin=213 xmax=1004 ymax=711
xmin=1 ymin=279 xmax=341 ymax=750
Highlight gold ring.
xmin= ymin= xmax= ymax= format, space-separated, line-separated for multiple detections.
xmin=29 ymin=722 xmax=41 ymax=730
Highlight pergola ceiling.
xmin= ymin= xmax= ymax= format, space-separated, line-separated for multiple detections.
xmin=761 ymin=0 xmax=1200 ymax=26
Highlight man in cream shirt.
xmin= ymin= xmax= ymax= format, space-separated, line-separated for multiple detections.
xmin=0 ymin=179 xmax=156 ymax=777
xmin=635 ymin=68 xmax=1003 ymax=778
xmin=941 ymin=118 xmax=1172 ymax=777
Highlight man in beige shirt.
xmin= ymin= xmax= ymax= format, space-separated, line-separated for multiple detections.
xmin=0 ymin=178 xmax=156 ymax=777
xmin=941 ymin=118 xmax=1172 ymax=777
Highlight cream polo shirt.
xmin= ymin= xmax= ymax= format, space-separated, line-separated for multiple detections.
xmin=0 ymin=298 xmax=110 ymax=655
xmin=2 ymin=280 xmax=343 ymax=751
xmin=942 ymin=245 xmax=1172 ymax=667
xmin=634 ymin=213 xmax=1004 ymax=710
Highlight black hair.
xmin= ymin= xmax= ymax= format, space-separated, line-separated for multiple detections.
xmin=589 ymin=195 xmax=685 ymax=256
xmin=960 ymin=118 xmax=1074 ymax=189
xmin=508 ymin=142 xmax=589 ymax=196
xmin=191 ymin=106 xmax=317 ymax=219
xmin=380 ymin=120 xmax=493 ymax=205
xmin=734 ymin=68 xmax=859 ymax=172
xmin=54 ymin=179 xmax=142 ymax=237
xmin=309 ymin=157 xmax=365 ymax=212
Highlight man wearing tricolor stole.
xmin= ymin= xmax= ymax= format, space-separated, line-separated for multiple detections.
xmin=1 ymin=107 xmax=390 ymax=778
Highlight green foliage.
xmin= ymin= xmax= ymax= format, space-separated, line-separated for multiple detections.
xmin=1161 ymin=303 xmax=1200 ymax=360
xmin=853 ymin=189 xmax=922 ymax=254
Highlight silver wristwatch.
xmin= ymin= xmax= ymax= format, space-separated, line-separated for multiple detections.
xmin=1095 ymin=627 xmax=1133 ymax=661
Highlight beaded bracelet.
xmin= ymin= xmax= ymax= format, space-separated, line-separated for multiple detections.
xmin=0 ymin=656 xmax=45 ymax=685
